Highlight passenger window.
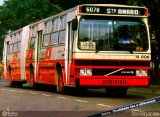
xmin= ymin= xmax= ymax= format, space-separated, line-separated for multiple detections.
xmin=30 ymin=25 xmax=37 ymax=49
xmin=45 ymin=20 xmax=51 ymax=34
xmin=9 ymin=44 xmax=13 ymax=53
xmin=17 ymin=41 xmax=21 ymax=51
xmin=60 ymin=15 xmax=67 ymax=29
xmin=59 ymin=30 xmax=65 ymax=44
xmin=30 ymin=37 xmax=36 ymax=49
xmin=50 ymin=32 xmax=58 ymax=45
xmin=52 ymin=18 xmax=59 ymax=31
xmin=43 ymin=34 xmax=50 ymax=47
xmin=58 ymin=15 xmax=67 ymax=45
xmin=13 ymin=43 xmax=17 ymax=52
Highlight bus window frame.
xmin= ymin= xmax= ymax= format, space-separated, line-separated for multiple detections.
xmin=13 ymin=42 xmax=18 ymax=53
xmin=50 ymin=17 xmax=59 ymax=46
xmin=42 ymin=20 xmax=52 ymax=48
xmin=42 ymin=33 xmax=51 ymax=47
xmin=50 ymin=31 xmax=59 ymax=46
xmin=9 ymin=44 xmax=13 ymax=54
xmin=17 ymin=41 xmax=21 ymax=51
xmin=58 ymin=15 xmax=67 ymax=45
xmin=29 ymin=26 xmax=37 ymax=50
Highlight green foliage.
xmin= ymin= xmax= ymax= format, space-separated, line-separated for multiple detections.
xmin=0 ymin=0 xmax=63 ymax=59
xmin=0 ymin=0 xmax=62 ymax=31
xmin=50 ymin=0 xmax=128 ymax=10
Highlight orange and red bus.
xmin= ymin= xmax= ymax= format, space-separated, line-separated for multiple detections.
xmin=2 ymin=4 xmax=151 ymax=96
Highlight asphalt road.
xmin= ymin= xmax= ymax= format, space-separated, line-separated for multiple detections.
xmin=0 ymin=79 xmax=160 ymax=117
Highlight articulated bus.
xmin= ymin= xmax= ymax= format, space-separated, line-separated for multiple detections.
xmin=2 ymin=4 xmax=150 ymax=96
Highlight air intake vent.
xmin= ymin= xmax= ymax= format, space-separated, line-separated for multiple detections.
xmin=103 ymin=80 xmax=127 ymax=85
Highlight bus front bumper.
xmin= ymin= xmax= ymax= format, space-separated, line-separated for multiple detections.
xmin=76 ymin=76 xmax=149 ymax=87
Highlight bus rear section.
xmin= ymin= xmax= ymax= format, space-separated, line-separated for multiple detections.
xmin=68 ymin=4 xmax=151 ymax=95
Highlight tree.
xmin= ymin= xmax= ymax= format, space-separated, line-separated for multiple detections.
xmin=50 ymin=0 xmax=128 ymax=10
xmin=0 ymin=0 xmax=63 ymax=59
xmin=0 ymin=0 xmax=62 ymax=31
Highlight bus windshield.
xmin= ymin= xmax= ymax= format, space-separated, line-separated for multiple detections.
xmin=78 ymin=17 xmax=148 ymax=52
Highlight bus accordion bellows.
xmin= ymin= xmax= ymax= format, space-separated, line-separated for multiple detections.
xmin=1 ymin=4 xmax=151 ymax=96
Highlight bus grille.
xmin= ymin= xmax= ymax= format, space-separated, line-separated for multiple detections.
xmin=92 ymin=69 xmax=135 ymax=76
xmin=103 ymin=80 xmax=127 ymax=85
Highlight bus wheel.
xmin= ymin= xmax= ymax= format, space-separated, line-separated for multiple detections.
xmin=56 ymin=72 xmax=65 ymax=94
xmin=105 ymin=87 xmax=128 ymax=97
xmin=75 ymin=87 xmax=88 ymax=95
xmin=17 ymin=82 xmax=23 ymax=88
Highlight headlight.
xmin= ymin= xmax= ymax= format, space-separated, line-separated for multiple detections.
xmin=79 ymin=69 xmax=85 ymax=75
xmin=141 ymin=70 xmax=147 ymax=76
xmin=136 ymin=70 xmax=141 ymax=76
xmin=86 ymin=69 xmax=92 ymax=75
xmin=136 ymin=69 xmax=147 ymax=76
xmin=79 ymin=68 xmax=92 ymax=76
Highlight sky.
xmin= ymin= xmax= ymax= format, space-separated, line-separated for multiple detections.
xmin=0 ymin=0 xmax=4 ymax=5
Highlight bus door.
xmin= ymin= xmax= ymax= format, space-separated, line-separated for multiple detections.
xmin=35 ymin=30 xmax=43 ymax=81
xmin=65 ymin=22 xmax=76 ymax=85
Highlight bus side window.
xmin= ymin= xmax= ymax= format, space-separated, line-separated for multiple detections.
xmin=59 ymin=30 xmax=66 ymax=44
xmin=43 ymin=20 xmax=51 ymax=47
xmin=50 ymin=18 xmax=59 ymax=46
xmin=13 ymin=43 xmax=17 ymax=52
xmin=17 ymin=41 xmax=21 ymax=51
xmin=51 ymin=32 xmax=58 ymax=45
xmin=59 ymin=15 xmax=67 ymax=45
xmin=9 ymin=44 xmax=13 ymax=54
xmin=30 ymin=37 xmax=36 ymax=49
xmin=29 ymin=26 xmax=37 ymax=49
xmin=43 ymin=34 xmax=50 ymax=47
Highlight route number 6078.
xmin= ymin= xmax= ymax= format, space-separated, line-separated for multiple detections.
xmin=86 ymin=7 xmax=100 ymax=13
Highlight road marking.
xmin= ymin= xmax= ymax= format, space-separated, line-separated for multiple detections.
xmin=58 ymin=97 xmax=67 ymax=99
xmin=97 ymin=104 xmax=114 ymax=108
xmin=75 ymin=100 xmax=88 ymax=103
xmin=18 ymin=90 xmax=27 ymax=93
xmin=0 ymin=82 xmax=7 ymax=85
xmin=29 ymin=92 xmax=38 ymax=95
xmin=1 ymin=88 xmax=8 ymax=90
xmin=9 ymin=90 xmax=16 ymax=92
xmin=42 ymin=94 xmax=52 ymax=97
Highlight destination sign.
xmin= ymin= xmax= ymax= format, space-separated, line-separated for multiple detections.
xmin=80 ymin=6 xmax=146 ymax=16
